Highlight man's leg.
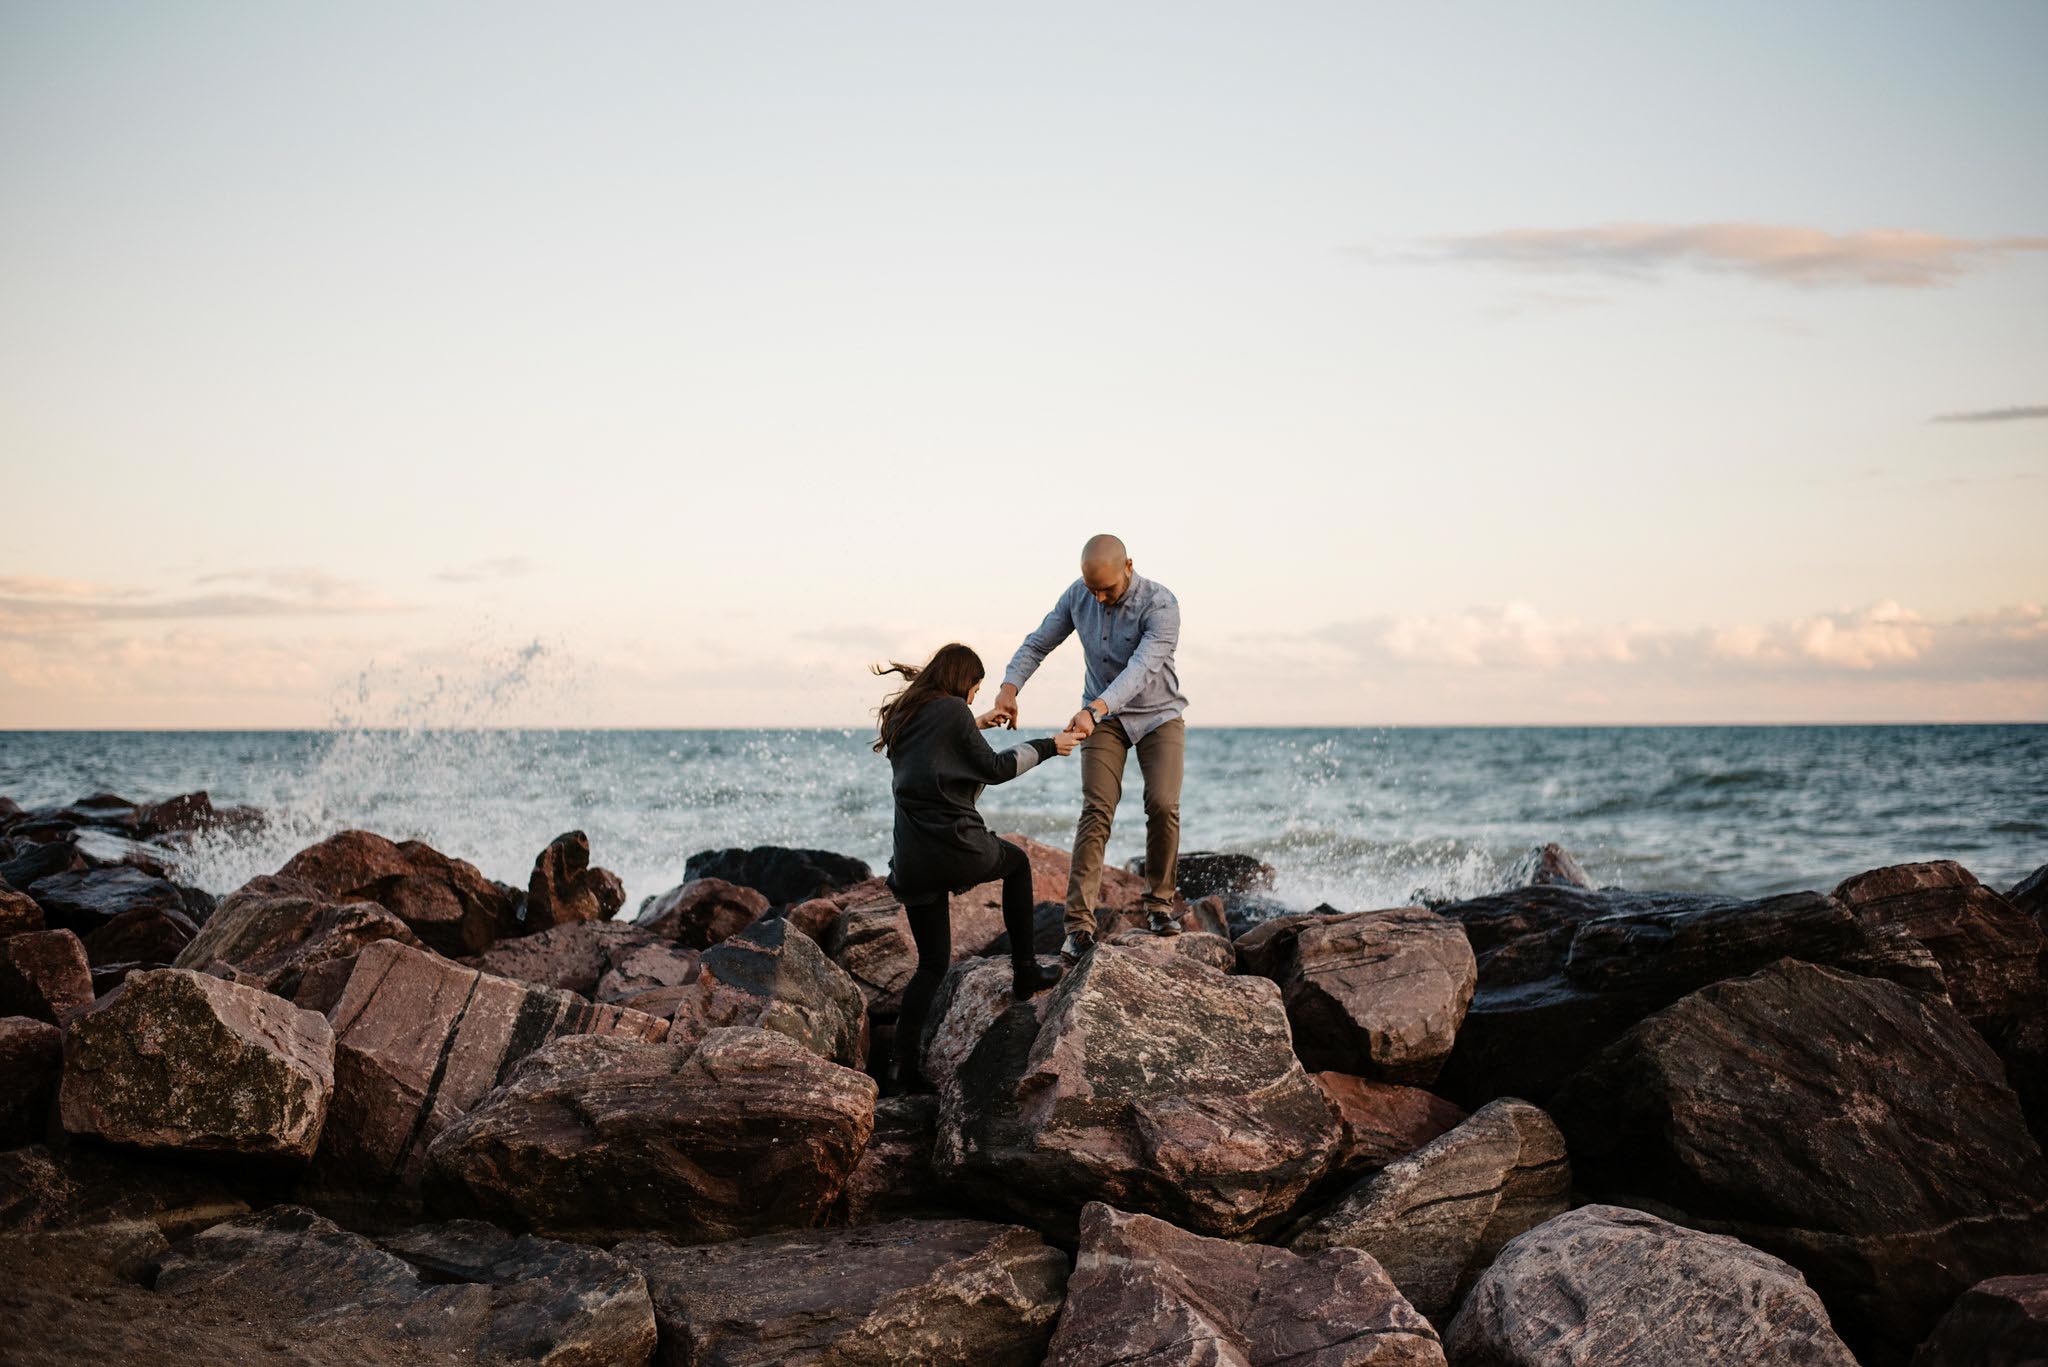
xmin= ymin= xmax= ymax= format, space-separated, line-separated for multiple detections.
xmin=1065 ymin=718 xmax=1131 ymax=941
xmin=1135 ymin=718 xmax=1185 ymax=924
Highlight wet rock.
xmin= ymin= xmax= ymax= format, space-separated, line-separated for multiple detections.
xmin=0 ymin=796 xmax=21 ymax=830
xmin=1550 ymin=957 xmax=2048 ymax=1361
xmin=1105 ymin=926 xmax=1236 ymax=972
xmin=1287 ymin=1099 xmax=1569 ymax=1323
xmin=1311 ymin=1072 xmax=1469 ymax=1186
xmin=308 ymin=938 xmax=668 ymax=1187
xmin=1046 ymin=1201 xmax=1445 ymax=1367
xmin=1236 ymin=907 xmax=1476 ymax=1082
xmin=465 ymin=916 xmax=657 ymax=995
xmin=60 ymin=968 xmax=334 ymax=1161
xmin=935 ymin=943 xmax=1340 ymax=1238
xmin=2010 ymin=863 xmax=2048 ymax=923
xmin=1443 ymin=1204 xmax=1857 ymax=1366
xmin=277 ymin=828 xmax=519 ymax=956
xmin=24 ymin=866 xmax=194 ymax=938
xmin=684 ymin=843 xmax=873 ymax=907
xmin=617 ymin=1217 xmax=1067 ymax=1367
xmin=664 ymin=917 xmax=868 ymax=1067
xmin=1504 ymin=841 xmax=1597 ymax=893
xmin=173 ymin=874 xmax=421 ymax=997
xmin=1913 ymin=1273 xmax=2048 ymax=1367
xmin=524 ymin=829 xmax=627 ymax=931
xmin=1435 ymin=884 xmax=1950 ymax=1107
xmin=0 ymin=837 xmax=86 ymax=892
xmin=78 ymin=900 xmax=201 ymax=968
xmin=594 ymin=938 xmax=702 ymax=1004
xmin=0 ymin=1017 xmax=62 ymax=1146
xmin=636 ymin=876 xmax=771 ymax=948
xmin=0 ymin=929 xmax=94 ymax=1024
xmin=425 ymin=1026 xmax=875 ymax=1241
xmin=1834 ymin=860 xmax=2043 ymax=1026
xmin=0 ymin=878 xmax=46 ymax=938
xmin=1143 ymin=849 xmax=1278 ymax=900
xmin=839 ymin=1095 xmax=947 ymax=1224
xmin=152 ymin=1205 xmax=657 ymax=1366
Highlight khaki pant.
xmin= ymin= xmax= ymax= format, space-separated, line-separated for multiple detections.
xmin=1066 ymin=716 xmax=1184 ymax=936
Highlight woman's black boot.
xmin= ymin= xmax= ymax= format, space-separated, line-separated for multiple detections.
xmin=1012 ymin=958 xmax=1062 ymax=1000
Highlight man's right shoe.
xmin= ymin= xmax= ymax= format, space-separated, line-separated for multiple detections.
xmin=1059 ymin=930 xmax=1096 ymax=965
xmin=1145 ymin=908 xmax=1183 ymax=937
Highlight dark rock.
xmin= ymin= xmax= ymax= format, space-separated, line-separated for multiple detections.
xmin=935 ymin=943 xmax=1340 ymax=1238
xmin=173 ymin=874 xmax=421 ymax=997
xmin=0 ymin=1142 xmax=249 ymax=1280
xmin=524 ymin=829 xmax=626 ymax=931
xmin=151 ymin=1205 xmax=657 ymax=1366
xmin=0 ymin=796 xmax=20 ymax=830
xmin=1443 ymin=1204 xmax=1857 ymax=1366
xmin=684 ymin=844 xmax=873 ymax=907
xmin=616 ymin=1217 xmax=1067 ymax=1367
xmin=2010 ymin=863 xmax=2048 ymax=923
xmin=0 ymin=930 xmax=94 ymax=1024
xmin=24 ymin=866 xmax=191 ymax=938
xmin=0 ymin=837 xmax=86 ymax=892
xmin=636 ymin=876 xmax=771 ymax=948
xmin=71 ymin=827 xmax=181 ymax=879
xmin=1236 ymin=906 xmax=1476 ymax=1082
xmin=985 ymin=900 xmax=1073 ymax=958
xmin=277 ymin=828 xmax=519 ymax=956
xmin=664 ymin=917 xmax=868 ymax=1068
xmin=839 ymin=1095 xmax=946 ymax=1224
xmin=0 ymin=1017 xmax=62 ymax=1147
xmin=594 ymin=938 xmax=702 ymax=1005
xmin=1550 ymin=957 xmax=2048 ymax=1362
xmin=921 ymin=953 xmax=1062 ymax=1096
xmin=78 ymin=900 xmax=200 ymax=967
xmin=827 ymin=891 xmax=921 ymax=1019
xmin=1435 ymin=884 xmax=1950 ymax=1107
xmin=60 ymin=968 xmax=334 ymax=1161
xmin=1287 ymin=1099 xmax=1569 ymax=1323
xmin=1046 ymin=1201 xmax=1446 ymax=1367
xmin=1310 ymin=1072 xmax=1470 ymax=1187
xmin=1913 ymin=1273 xmax=2048 ymax=1367
xmin=87 ymin=960 xmax=151 ymax=996
xmin=424 ymin=1027 xmax=876 ymax=1242
xmin=1129 ymin=848 xmax=1278 ymax=900
xmin=1834 ymin=860 xmax=2043 ymax=1026
xmin=1505 ymin=841 xmax=1597 ymax=892
xmin=0 ymin=878 xmax=44 ymax=939
xmin=307 ymin=938 xmax=669 ymax=1187
xmin=465 ymin=916 xmax=657 ymax=995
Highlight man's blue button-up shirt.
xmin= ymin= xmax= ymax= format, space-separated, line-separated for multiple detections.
xmin=1002 ymin=574 xmax=1187 ymax=742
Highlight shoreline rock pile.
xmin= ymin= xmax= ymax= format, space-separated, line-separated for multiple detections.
xmin=2 ymin=791 xmax=2044 ymax=1366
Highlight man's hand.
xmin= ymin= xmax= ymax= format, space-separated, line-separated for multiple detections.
xmin=988 ymin=684 xmax=1020 ymax=730
xmin=1068 ymin=708 xmax=1097 ymax=739
xmin=1052 ymin=728 xmax=1082 ymax=756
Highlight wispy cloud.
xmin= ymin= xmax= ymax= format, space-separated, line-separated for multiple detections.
xmin=0 ymin=570 xmax=408 ymax=640
xmin=192 ymin=566 xmax=372 ymax=599
xmin=1404 ymin=223 xmax=2048 ymax=289
xmin=437 ymin=556 xmax=534 ymax=584
xmin=1931 ymin=404 xmax=2048 ymax=424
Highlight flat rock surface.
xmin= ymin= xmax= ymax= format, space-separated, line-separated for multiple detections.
xmin=1046 ymin=1201 xmax=1446 ymax=1366
xmin=175 ymin=874 xmax=421 ymax=997
xmin=425 ymin=1026 xmax=876 ymax=1242
xmin=616 ymin=1217 xmax=1067 ymax=1367
xmin=61 ymin=967 xmax=334 ymax=1160
xmin=464 ymin=917 xmax=657 ymax=995
xmin=1443 ymin=1204 xmax=1858 ymax=1366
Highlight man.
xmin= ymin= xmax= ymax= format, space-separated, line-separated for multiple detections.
xmin=986 ymin=534 xmax=1187 ymax=964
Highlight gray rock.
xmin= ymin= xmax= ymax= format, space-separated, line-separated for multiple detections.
xmin=1912 ymin=1273 xmax=2048 ymax=1367
xmin=664 ymin=917 xmax=868 ymax=1068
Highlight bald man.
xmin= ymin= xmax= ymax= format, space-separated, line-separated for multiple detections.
xmin=988 ymin=535 xmax=1188 ymax=962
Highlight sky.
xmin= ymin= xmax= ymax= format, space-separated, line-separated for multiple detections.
xmin=2 ymin=1 xmax=2044 ymax=728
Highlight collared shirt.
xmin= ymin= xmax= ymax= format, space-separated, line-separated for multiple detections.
xmin=1003 ymin=574 xmax=1187 ymax=742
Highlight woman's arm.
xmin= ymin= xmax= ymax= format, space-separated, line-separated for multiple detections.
xmin=952 ymin=699 xmax=1063 ymax=785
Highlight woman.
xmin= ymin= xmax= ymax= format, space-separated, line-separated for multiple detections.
xmin=874 ymin=642 xmax=1081 ymax=1093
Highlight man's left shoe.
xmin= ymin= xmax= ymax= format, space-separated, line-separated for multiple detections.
xmin=1145 ymin=908 xmax=1183 ymax=937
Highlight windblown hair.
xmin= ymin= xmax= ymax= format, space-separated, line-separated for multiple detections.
xmin=873 ymin=642 xmax=985 ymax=754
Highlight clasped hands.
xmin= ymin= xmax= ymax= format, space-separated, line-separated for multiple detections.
xmin=977 ymin=684 xmax=1090 ymax=755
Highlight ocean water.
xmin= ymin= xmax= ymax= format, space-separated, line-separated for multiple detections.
xmin=2 ymin=723 xmax=2042 ymax=912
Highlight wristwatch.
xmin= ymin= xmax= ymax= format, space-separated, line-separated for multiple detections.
xmin=1088 ymin=701 xmax=1109 ymax=722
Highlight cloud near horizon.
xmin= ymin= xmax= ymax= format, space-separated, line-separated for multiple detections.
xmin=1931 ymin=405 xmax=2048 ymax=424
xmin=1409 ymin=223 xmax=2048 ymax=288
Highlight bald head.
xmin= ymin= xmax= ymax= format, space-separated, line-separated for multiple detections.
xmin=1080 ymin=534 xmax=1133 ymax=605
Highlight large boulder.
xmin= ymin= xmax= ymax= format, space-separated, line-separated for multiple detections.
xmin=172 ymin=874 xmax=421 ymax=997
xmin=935 ymin=943 xmax=1340 ymax=1238
xmin=1286 ymin=1099 xmax=1569 ymax=1323
xmin=0 ymin=1017 xmax=62 ymax=1146
xmin=1434 ymin=884 xmax=1949 ymax=1107
xmin=1833 ymin=860 xmax=2043 ymax=1026
xmin=920 ymin=953 xmax=1062 ymax=1094
xmin=664 ymin=917 xmax=868 ymax=1068
xmin=1139 ymin=849 xmax=1278 ymax=899
xmin=1913 ymin=1273 xmax=2048 ymax=1367
xmin=277 ymin=829 xmax=519 ymax=956
xmin=24 ymin=867 xmax=196 ymax=939
xmin=1311 ymin=1072 xmax=1469 ymax=1187
xmin=635 ymin=876 xmax=770 ymax=947
xmin=60 ymin=968 xmax=334 ymax=1162
xmin=0 ymin=929 xmax=93 ymax=1024
xmin=306 ymin=938 xmax=668 ymax=1186
xmin=1046 ymin=1201 xmax=1446 ymax=1367
xmin=839 ymin=1095 xmax=947 ymax=1225
xmin=0 ymin=878 xmax=43 ymax=938
xmin=1550 ymin=957 xmax=2048 ymax=1362
xmin=465 ymin=917 xmax=657 ymax=995
xmin=684 ymin=844 xmax=873 ymax=906
xmin=524 ymin=829 xmax=626 ymax=931
xmin=425 ymin=1027 xmax=876 ymax=1242
xmin=77 ymin=901 xmax=201 ymax=968
xmin=616 ymin=1218 xmax=1067 ymax=1367
xmin=1236 ymin=907 xmax=1475 ymax=1082
xmin=1443 ymin=1204 xmax=1857 ymax=1366
xmin=152 ymin=1206 xmax=657 ymax=1366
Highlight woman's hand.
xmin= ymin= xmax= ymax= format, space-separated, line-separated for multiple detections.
xmin=1052 ymin=728 xmax=1083 ymax=756
xmin=975 ymin=708 xmax=1008 ymax=730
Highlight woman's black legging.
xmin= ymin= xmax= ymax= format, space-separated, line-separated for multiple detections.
xmin=894 ymin=838 xmax=1041 ymax=1083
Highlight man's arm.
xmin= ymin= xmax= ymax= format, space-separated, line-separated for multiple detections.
xmin=1092 ymin=592 xmax=1180 ymax=718
xmin=993 ymin=586 xmax=1078 ymax=724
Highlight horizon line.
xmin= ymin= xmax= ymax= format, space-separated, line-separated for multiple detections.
xmin=2 ymin=719 xmax=2044 ymax=734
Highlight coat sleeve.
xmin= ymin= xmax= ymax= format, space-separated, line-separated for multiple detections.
xmin=952 ymin=700 xmax=1060 ymax=785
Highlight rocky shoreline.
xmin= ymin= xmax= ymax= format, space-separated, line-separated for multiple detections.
xmin=1 ymin=787 xmax=2044 ymax=1365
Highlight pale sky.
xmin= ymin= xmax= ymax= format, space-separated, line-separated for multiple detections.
xmin=2 ymin=2 xmax=2044 ymax=728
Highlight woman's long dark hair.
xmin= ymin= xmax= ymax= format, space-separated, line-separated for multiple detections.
xmin=873 ymin=642 xmax=985 ymax=754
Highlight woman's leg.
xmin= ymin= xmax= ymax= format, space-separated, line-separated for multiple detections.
xmin=893 ymin=890 xmax=952 ymax=1092
xmin=995 ymin=839 xmax=1057 ymax=996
